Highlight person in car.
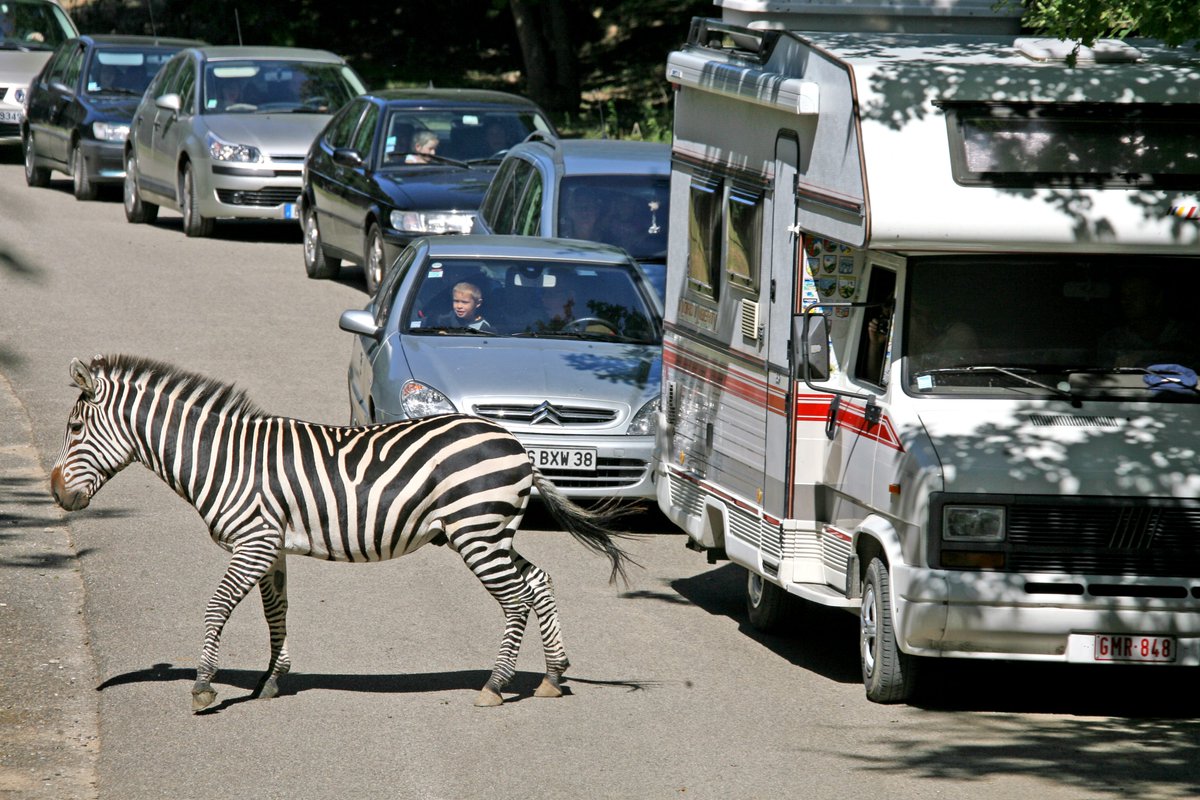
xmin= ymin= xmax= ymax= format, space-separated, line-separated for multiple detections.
xmin=406 ymin=131 xmax=439 ymax=164
xmin=441 ymin=282 xmax=492 ymax=331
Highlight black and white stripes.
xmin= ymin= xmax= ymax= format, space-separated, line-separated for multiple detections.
xmin=51 ymin=354 xmax=634 ymax=710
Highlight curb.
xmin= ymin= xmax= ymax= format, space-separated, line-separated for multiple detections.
xmin=0 ymin=370 xmax=99 ymax=799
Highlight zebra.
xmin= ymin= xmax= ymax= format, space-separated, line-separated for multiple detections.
xmin=49 ymin=354 xmax=636 ymax=712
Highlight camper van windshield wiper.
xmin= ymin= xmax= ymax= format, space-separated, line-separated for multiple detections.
xmin=916 ymin=365 xmax=1078 ymax=400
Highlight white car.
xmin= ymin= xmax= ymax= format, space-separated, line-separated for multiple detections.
xmin=1 ymin=0 xmax=77 ymax=145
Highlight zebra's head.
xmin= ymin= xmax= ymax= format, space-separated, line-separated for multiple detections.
xmin=50 ymin=356 xmax=135 ymax=511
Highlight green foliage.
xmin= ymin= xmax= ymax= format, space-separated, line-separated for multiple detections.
xmin=1016 ymin=0 xmax=1200 ymax=48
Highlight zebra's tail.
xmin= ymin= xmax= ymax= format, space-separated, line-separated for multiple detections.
xmin=533 ymin=468 xmax=641 ymax=585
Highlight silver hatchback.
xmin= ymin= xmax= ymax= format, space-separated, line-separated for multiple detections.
xmin=338 ymin=235 xmax=663 ymax=499
xmin=123 ymin=46 xmax=365 ymax=236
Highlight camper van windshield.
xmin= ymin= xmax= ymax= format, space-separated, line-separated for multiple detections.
xmin=904 ymin=255 xmax=1200 ymax=401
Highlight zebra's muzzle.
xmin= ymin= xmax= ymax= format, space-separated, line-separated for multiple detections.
xmin=49 ymin=466 xmax=90 ymax=511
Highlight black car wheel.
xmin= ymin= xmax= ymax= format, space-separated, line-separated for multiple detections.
xmin=181 ymin=163 xmax=213 ymax=238
xmin=860 ymin=556 xmax=919 ymax=704
xmin=123 ymin=151 xmax=158 ymax=224
xmin=24 ymin=133 xmax=50 ymax=188
xmin=72 ymin=142 xmax=98 ymax=201
xmin=364 ymin=223 xmax=385 ymax=296
xmin=303 ymin=205 xmax=340 ymax=280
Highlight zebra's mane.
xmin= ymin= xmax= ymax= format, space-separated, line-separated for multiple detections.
xmin=102 ymin=354 xmax=265 ymax=418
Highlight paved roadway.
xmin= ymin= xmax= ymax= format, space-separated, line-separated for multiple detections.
xmin=2 ymin=154 xmax=1199 ymax=800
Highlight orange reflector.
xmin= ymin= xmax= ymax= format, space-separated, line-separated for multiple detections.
xmin=941 ymin=551 xmax=1005 ymax=570
xmin=888 ymin=483 xmax=901 ymax=495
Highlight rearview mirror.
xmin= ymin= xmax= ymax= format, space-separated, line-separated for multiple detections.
xmin=793 ymin=312 xmax=830 ymax=381
xmin=339 ymin=309 xmax=382 ymax=340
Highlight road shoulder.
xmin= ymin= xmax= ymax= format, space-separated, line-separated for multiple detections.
xmin=0 ymin=370 xmax=98 ymax=800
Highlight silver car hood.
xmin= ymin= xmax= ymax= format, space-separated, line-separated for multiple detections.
xmin=203 ymin=113 xmax=330 ymax=157
xmin=401 ymin=335 xmax=660 ymax=426
xmin=0 ymin=51 xmax=52 ymax=85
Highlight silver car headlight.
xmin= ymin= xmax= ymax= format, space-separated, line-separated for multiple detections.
xmin=942 ymin=505 xmax=1006 ymax=542
xmin=401 ymin=381 xmax=457 ymax=418
xmin=627 ymin=397 xmax=659 ymax=436
xmin=389 ymin=210 xmax=475 ymax=235
xmin=206 ymin=132 xmax=262 ymax=163
xmin=92 ymin=121 xmax=130 ymax=142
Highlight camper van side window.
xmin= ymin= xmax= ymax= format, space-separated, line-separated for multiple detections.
xmin=726 ymin=188 xmax=762 ymax=290
xmin=686 ymin=175 xmax=722 ymax=299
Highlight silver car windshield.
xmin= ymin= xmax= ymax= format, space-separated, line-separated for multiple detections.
xmin=556 ymin=175 xmax=670 ymax=261
xmin=201 ymin=60 xmax=360 ymax=114
xmin=404 ymin=258 xmax=660 ymax=344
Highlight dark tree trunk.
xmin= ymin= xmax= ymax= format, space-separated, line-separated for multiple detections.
xmin=509 ymin=0 xmax=580 ymax=113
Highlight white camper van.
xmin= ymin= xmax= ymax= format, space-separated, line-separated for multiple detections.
xmin=655 ymin=0 xmax=1200 ymax=703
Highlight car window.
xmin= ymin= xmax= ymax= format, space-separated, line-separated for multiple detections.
xmin=59 ymin=40 xmax=83 ymax=91
xmin=175 ymin=60 xmax=196 ymax=112
xmin=479 ymin=156 xmax=519 ymax=229
xmin=491 ymin=158 xmax=537 ymax=234
xmin=85 ymin=47 xmax=177 ymax=97
xmin=376 ymin=246 xmax=419 ymax=328
xmin=324 ymin=99 xmax=366 ymax=149
xmin=514 ymin=170 xmax=543 ymax=236
xmin=150 ymin=54 xmax=184 ymax=100
xmin=557 ymin=174 xmax=670 ymax=260
xmin=0 ymin=0 xmax=76 ymax=50
xmin=40 ymin=40 xmax=72 ymax=85
xmin=350 ymin=103 xmax=380 ymax=160
xmin=201 ymin=60 xmax=361 ymax=115
xmin=378 ymin=109 xmax=550 ymax=165
xmin=404 ymin=257 xmax=660 ymax=343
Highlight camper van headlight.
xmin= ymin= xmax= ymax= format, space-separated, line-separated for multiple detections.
xmin=943 ymin=506 xmax=1006 ymax=542
xmin=401 ymin=381 xmax=457 ymax=418
xmin=627 ymin=397 xmax=660 ymax=436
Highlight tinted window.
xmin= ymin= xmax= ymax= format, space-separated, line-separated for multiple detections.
xmin=201 ymin=60 xmax=362 ymax=115
xmin=59 ymin=40 xmax=83 ymax=90
xmin=686 ymin=175 xmax=721 ymax=300
xmin=0 ymin=0 xmax=76 ymax=50
xmin=491 ymin=158 xmax=536 ymax=234
xmin=558 ymin=174 xmax=670 ymax=260
xmin=350 ymin=103 xmax=380 ymax=159
xmin=86 ymin=47 xmax=178 ymax=97
xmin=324 ymin=99 xmax=367 ymax=149
xmin=480 ymin=157 xmax=520 ymax=228
xmin=378 ymin=108 xmax=552 ymax=164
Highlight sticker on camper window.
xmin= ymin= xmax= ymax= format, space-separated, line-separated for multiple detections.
xmin=838 ymin=277 xmax=857 ymax=299
xmin=822 ymin=255 xmax=837 ymax=273
xmin=838 ymin=256 xmax=855 ymax=275
xmin=817 ymin=277 xmax=837 ymax=297
xmin=917 ymin=374 xmax=935 ymax=391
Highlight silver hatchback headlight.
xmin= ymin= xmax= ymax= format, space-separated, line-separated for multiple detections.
xmin=401 ymin=380 xmax=456 ymax=418
xmin=627 ymin=397 xmax=659 ymax=436
xmin=206 ymin=131 xmax=262 ymax=163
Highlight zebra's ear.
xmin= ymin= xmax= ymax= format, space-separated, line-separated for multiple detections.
xmin=69 ymin=358 xmax=96 ymax=398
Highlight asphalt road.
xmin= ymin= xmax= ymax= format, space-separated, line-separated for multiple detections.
xmin=2 ymin=154 xmax=1200 ymax=800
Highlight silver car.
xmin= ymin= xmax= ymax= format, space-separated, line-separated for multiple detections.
xmin=338 ymin=235 xmax=663 ymax=499
xmin=123 ymin=46 xmax=365 ymax=236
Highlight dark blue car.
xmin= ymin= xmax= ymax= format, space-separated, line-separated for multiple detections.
xmin=300 ymin=88 xmax=557 ymax=295
xmin=22 ymin=34 xmax=203 ymax=199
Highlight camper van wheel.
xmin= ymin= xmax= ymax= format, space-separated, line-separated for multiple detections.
xmin=745 ymin=569 xmax=788 ymax=632
xmin=860 ymin=557 xmax=918 ymax=704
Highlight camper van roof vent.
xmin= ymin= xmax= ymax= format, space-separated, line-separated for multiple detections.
xmin=1016 ymin=37 xmax=1143 ymax=63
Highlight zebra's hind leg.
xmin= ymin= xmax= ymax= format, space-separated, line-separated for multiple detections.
xmin=517 ymin=556 xmax=570 ymax=698
xmin=192 ymin=536 xmax=279 ymax=713
xmin=255 ymin=554 xmax=290 ymax=700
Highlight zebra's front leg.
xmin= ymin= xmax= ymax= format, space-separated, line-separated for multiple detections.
xmin=255 ymin=553 xmax=290 ymax=700
xmin=192 ymin=537 xmax=279 ymax=713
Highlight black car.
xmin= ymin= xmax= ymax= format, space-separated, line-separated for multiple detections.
xmin=22 ymin=34 xmax=202 ymax=199
xmin=300 ymin=88 xmax=557 ymax=294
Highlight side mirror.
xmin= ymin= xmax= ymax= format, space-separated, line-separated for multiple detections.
xmin=332 ymin=148 xmax=363 ymax=169
xmin=50 ymin=80 xmax=72 ymax=95
xmin=155 ymin=92 xmax=181 ymax=113
xmin=339 ymin=309 xmax=382 ymax=340
xmin=793 ymin=312 xmax=830 ymax=381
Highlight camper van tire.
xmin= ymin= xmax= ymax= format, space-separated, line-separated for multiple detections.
xmin=860 ymin=558 xmax=918 ymax=704
xmin=745 ymin=569 xmax=791 ymax=631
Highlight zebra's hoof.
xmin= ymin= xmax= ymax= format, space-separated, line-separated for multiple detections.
xmin=534 ymin=677 xmax=563 ymax=698
xmin=258 ymin=677 xmax=279 ymax=700
xmin=474 ymin=688 xmax=504 ymax=707
xmin=191 ymin=688 xmax=217 ymax=713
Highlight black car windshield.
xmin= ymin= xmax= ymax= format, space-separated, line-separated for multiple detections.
xmin=556 ymin=175 xmax=670 ymax=261
xmin=0 ymin=0 xmax=74 ymax=50
xmin=86 ymin=48 xmax=176 ymax=96
xmin=380 ymin=108 xmax=553 ymax=166
xmin=403 ymin=257 xmax=660 ymax=343
xmin=201 ymin=60 xmax=362 ymax=114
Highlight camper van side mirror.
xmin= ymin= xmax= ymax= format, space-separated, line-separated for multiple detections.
xmin=793 ymin=312 xmax=830 ymax=381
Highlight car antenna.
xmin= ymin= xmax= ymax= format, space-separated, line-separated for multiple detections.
xmin=147 ymin=0 xmax=158 ymax=37
xmin=598 ymin=103 xmax=607 ymax=140
xmin=235 ymin=8 xmax=243 ymax=45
